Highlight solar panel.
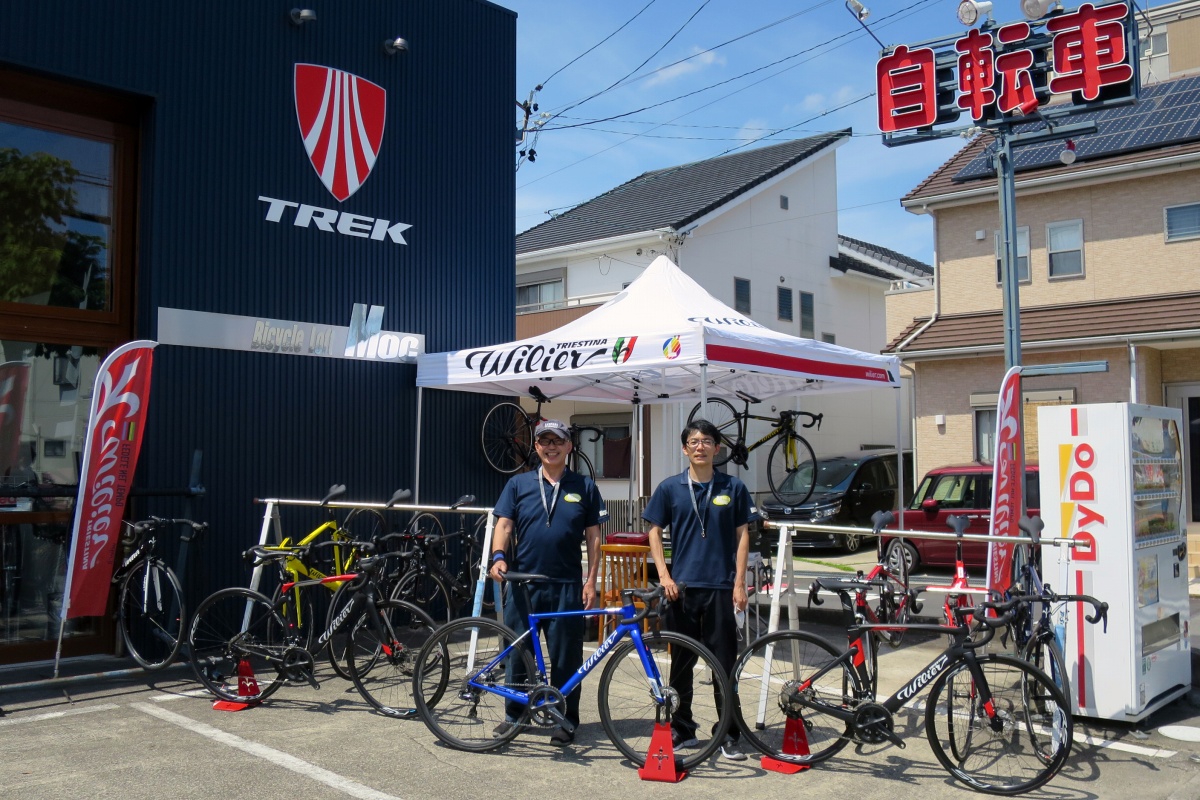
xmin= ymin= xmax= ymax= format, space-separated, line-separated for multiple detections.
xmin=950 ymin=74 xmax=1200 ymax=183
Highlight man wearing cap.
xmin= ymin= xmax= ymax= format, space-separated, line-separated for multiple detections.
xmin=489 ymin=418 xmax=607 ymax=745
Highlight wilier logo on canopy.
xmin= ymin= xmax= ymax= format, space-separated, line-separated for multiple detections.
xmin=294 ymin=64 xmax=386 ymax=202
xmin=612 ymin=337 xmax=637 ymax=364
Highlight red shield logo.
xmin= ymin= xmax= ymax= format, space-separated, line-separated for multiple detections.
xmin=294 ymin=64 xmax=386 ymax=202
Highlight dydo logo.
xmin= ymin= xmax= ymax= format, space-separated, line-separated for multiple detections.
xmin=258 ymin=64 xmax=413 ymax=245
xmin=1056 ymin=407 xmax=1105 ymax=562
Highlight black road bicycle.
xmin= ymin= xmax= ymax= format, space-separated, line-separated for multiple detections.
xmin=114 ymin=516 xmax=207 ymax=670
xmin=480 ymin=384 xmax=603 ymax=479
xmin=689 ymin=390 xmax=821 ymax=505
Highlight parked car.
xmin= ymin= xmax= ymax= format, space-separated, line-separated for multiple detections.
xmin=880 ymin=463 xmax=1041 ymax=573
xmin=757 ymin=451 xmax=914 ymax=553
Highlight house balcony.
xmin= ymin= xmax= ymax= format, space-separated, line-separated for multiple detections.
xmin=515 ymin=291 xmax=619 ymax=338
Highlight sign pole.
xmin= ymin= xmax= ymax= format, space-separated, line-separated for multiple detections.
xmin=994 ymin=130 xmax=1022 ymax=370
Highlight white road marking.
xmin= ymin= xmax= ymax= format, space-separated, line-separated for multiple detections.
xmin=151 ymin=689 xmax=212 ymax=701
xmin=131 ymin=703 xmax=404 ymax=800
xmin=1078 ymin=733 xmax=1176 ymax=758
xmin=0 ymin=704 xmax=119 ymax=726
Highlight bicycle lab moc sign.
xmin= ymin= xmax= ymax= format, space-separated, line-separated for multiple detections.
xmin=157 ymin=304 xmax=424 ymax=364
xmin=62 ymin=341 xmax=157 ymax=619
xmin=257 ymin=64 xmax=413 ymax=245
xmin=876 ymin=2 xmax=1138 ymax=144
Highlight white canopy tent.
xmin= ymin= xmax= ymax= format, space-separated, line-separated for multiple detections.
xmin=416 ymin=256 xmax=906 ymax=624
xmin=417 ymin=256 xmax=901 ymax=405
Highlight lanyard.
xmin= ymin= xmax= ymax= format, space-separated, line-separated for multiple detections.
xmin=687 ymin=473 xmax=713 ymax=538
xmin=538 ymin=465 xmax=562 ymax=528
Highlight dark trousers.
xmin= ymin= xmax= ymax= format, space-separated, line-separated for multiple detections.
xmin=503 ymin=581 xmax=585 ymax=726
xmin=662 ymin=586 xmax=738 ymax=742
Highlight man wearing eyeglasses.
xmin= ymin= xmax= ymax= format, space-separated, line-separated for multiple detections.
xmin=643 ymin=418 xmax=755 ymax=761
xmin=489 ymin=418 xmax=607 ymax=746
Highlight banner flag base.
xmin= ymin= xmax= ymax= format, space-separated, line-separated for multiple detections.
xmin=212 ymin=659 xmax=261 ymax=713
xmin=638 ymin=722 xmax=686 ymax=783
xmin=761 ymin=714 xmax=811 ymax=774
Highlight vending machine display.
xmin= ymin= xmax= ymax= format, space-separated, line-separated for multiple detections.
xmin=1039 ymin=403 xmax=1191 ymax=722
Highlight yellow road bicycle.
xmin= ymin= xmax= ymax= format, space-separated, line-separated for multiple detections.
xmin=265 ymin=484 xmax=391 ymax=681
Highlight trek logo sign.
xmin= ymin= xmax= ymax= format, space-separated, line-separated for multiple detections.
xmin=258 ymin=64 xmax=413 ymax=245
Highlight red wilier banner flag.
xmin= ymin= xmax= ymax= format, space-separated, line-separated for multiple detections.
xmin=986 ymin=365 xmax=1024 ymax=594
xmin=0 ymin=361 xmax=31 ymax=478
xmin=62 ymin=341 xmax=157 ymax=619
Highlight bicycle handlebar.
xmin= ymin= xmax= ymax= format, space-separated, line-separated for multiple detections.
xmin=1007 ymin=591 xmax=1108 ymax=631
xmin=244 ymin=538 xmax=375 ymax=567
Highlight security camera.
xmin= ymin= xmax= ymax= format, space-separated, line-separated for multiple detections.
xmin=384 ymin=37 xmax=409 ymax=54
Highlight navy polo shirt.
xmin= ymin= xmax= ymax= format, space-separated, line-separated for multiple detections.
xmin=642 ymin=469 xmax=757 ymax=589
xmin=493 ymin=469 xmax=608 ymax=581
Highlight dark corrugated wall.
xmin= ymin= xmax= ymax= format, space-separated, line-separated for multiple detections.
xmin=0 ymin=0 xmax=515 ymax=605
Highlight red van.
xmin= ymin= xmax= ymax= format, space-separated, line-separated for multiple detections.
xmin=880 ymin=463 xmax=1040 ymax=572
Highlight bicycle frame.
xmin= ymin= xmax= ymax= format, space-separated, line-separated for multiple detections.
xmin=467 ymin=604 xmax=666 ymax=711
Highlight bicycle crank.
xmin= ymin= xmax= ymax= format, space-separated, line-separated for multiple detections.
xmin=852 ymin=703 xmax=903 ymax=747
xmin=280 ymin=646 xmax=319 ymax=688
xmin=527 ymin=685 xmax=569 ymax=729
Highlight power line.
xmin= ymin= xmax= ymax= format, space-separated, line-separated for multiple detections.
xmin=537 ymin=0 xmax=660 ymax=90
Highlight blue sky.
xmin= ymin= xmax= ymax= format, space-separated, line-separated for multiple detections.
xmin=502 ymin=0 xmax=978 ymax=265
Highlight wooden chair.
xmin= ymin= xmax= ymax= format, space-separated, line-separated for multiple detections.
xmin=597 ymin=543 xmax=650 ymax=644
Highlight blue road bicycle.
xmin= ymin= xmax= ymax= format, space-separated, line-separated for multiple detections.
xmin=411 ymin=576 xmax=732 ymax=771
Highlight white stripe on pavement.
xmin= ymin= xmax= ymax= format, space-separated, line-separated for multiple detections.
xmin=1077 ymin=733 xmax=1176 ymax=759
xmin=131 ymin=703 xmax=404 ymax=800
xmin=0 ymin=704 xmax=119 ymax=726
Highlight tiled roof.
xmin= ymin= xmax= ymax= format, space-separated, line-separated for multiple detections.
xmin=516 ymin=131 xmax=850 ymax=255
xmin=905 ymin=74 xmax=1200 ymax=204
xmin=885 ymin=292 xmax=1200 ymax=354
xmin=830 ymin=253 xmax=898 ymax=281
xmin=838 ymin=234 xmax=932 ymax=278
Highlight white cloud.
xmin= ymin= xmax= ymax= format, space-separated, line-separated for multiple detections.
xmin=643 ymin=47 xmax=726 ymax=88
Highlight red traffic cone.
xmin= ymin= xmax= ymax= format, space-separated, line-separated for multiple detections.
xmin=761 ymin=714 xmax=811 ymax=774
xmin=638 ymin=722 xmax=686 ymax=783
xmin=212 ymin=659 xmax=261 ymax=712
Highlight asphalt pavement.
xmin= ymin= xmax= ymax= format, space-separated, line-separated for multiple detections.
xmin=1 ymin=553 xmax=1199 ymax=800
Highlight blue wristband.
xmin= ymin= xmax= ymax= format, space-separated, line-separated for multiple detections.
xmin=492 ymin=551 xmax=507 ymax=562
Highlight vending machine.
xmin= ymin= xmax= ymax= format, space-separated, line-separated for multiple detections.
xmin=1038 ymin=403 xmax=1191 ymax=721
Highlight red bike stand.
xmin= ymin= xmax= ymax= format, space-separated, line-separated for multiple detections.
xmin=212 ymin=659 xmax=261 ymax=712
xmin=761 ymin=715 xmax=811 ymax=774
xmin=638 ymin=722 xmax=686 ymax=783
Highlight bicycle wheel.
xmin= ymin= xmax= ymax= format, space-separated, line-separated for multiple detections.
xmin=348 ymin=598 xmax=439 ymax=718
xmin=481 ymin=402 xmax=532 ymax=474
xmin=1021 ymin=629 xmax=1070 ymax=710
xmin=732 ymin=630 xmax=858 ymax=765
xmin=117 ymin=558 xmax=185 ymax=670
xmin=766 ymin=432 xmax=817 ymax=505
xmin=188 ymin=588 xmax=288 ymax=703
xmin=687 ymin=398 xmax=740 ymax=467
xmin=391 ymin=568 xmax=455 ymax=624
xmin=879 ymin=563 xmax=910 ymax=650
xmin=569 ymin=449 xmax=595 ymax=481
xmin=597 ymin=630 xmax=731 ymax=771
xmin=926 ymin=654 xmax=1072 ymax=795
xmin=325 ymin=580 xmax=362 ymax=681
xmin=412 ymin=616 xmax=536 ymax=752
xmin=343 ymin=508 xmax=390 ymax=550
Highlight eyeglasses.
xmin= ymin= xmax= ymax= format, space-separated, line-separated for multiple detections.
xmin=686 ymin=438 xmax=716 ymax=449
xmin=536 ymin=437 xmax=568 ymax=447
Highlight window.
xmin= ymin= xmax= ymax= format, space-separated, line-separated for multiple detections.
xmin=779 ymin=195 xmax=789 ymax=210
xmin=821 ymin=333 xmax=836 ymax=344
xmin=571 ymin=413 xmax=631 ymax=479
xmin=994 ymin=227 xmax=1030 ymax=283
xmin=975 ymin=407 xmax=996 ymax=461
xmin=516 ymin=278 xmax=564 ymax=313
xmin=777 ymin=286 xmax=793 ymax=321
xmin=1047 ymin=220 xmax=1084 ymax=278
xmin=800 ymin=291 xmax=814 ymax=339
xmin=1165 ymin=203 xmax=1200 ymax=242
xmin=734 ymin=277 xmax=750 ymax=314
xmin=1141 ymin=31 xmax=1169 ymax=79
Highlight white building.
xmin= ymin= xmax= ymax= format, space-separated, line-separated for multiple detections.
xmin=515 ymin=133 xmax=930 ymax=504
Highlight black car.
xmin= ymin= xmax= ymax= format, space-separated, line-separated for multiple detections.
xmin=757 ymin=451 xmax=914 ymax=553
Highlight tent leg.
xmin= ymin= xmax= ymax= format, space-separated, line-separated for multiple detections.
xmin=414 ymin=387 xmax=423 ymax=503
